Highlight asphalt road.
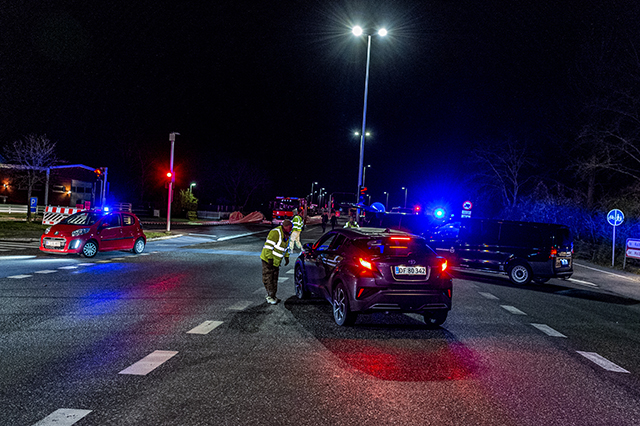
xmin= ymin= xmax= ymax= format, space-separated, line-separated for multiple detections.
xmin=2 ymin=224 xmax=640 ymax=425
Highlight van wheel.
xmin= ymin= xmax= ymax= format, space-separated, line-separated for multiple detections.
xmin=508 ymin=261 xmax=532 ymax=285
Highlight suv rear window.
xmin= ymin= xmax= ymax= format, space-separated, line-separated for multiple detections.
xmin=353 ymin=236 xmax=436 ymax=257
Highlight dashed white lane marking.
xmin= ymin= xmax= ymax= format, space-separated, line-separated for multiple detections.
xmin=531 ymin=323 xmax=567 ymax=337
xmin=7 ymin=274 xmax=32 ymax=279
xmin=34 ymin=270 xmax=58 ymax=274
xmin=479 ymin=292 xmax=499 ymax=300
xmin=500 ymin=305 xmax=527 ymax=315
xmin=187 ymin=320 xmax=223 ymax=334
xmin=227 ymin=300 xmax=252 ymax=311
xmin=577 ymin=351 xmax=630 ymax=373
xmin=567 ymin=277 xmax=598 ymax=287
xmin=78 ymin=263 xmax=95 ymax=266
xmin=278 ymin=277 xmax=289 ymax=283
xmin=109 ymin=257 xmax=125 ymax=261
xmin=32 ymin=408 xmax=92 ymax=426
xmin=96 ymin=260 xmax=111 ymax=263
xmin=139 ymin=253 xmax=150 ymax=256
xmin=286 ymin=269 xmax=294 ymax=274
xmin=58 ymin=266 xmax=78 ymax=270
xmin=119 ymin=350 xmax=178 ymax=375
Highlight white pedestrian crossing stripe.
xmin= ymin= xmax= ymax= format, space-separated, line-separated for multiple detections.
xmin=187 ymin=321 xmax=223 ymax=334
xmin=500 ymin=305 xmax=527 ymax=315
xmin=7 ymin=274 xmax=32 ymax=279
xmin=531 ymin=323 xmax=567 ymax=337
xmin=577 ymin=351 xmax=630 ymax=373
xmin=227 ymin=301 xmax=252 ymax=311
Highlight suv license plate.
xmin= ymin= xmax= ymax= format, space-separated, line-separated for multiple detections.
xmin=395 ymin=266 xmax=426 ymax=275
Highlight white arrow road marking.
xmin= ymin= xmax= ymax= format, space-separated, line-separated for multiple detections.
xmin=531 ymin=323 xmax=567 ymax=337
xmin=187 ymin=320 xmax=223 ymax=334
xmin=577 ymin=351 xmax=630 ymax=373
xmin=32 ymin=408 xmax=92 ymax=426
xmin=479 ymin=292 xmax=499 ymax=300
xmin=119 ymin=350 xmax=178 ymax=375
xmin=500 ymin=305 xmax=527 ymax=315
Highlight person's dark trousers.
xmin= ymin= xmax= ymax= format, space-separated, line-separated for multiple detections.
xmin=262 ymin=260 xmax=279 ymax=298
xmin=322 ymin=223 xmax=326 ymax=232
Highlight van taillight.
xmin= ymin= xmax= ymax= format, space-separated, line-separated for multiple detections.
xmin=550 ymin=248 xmax=557 ymax=258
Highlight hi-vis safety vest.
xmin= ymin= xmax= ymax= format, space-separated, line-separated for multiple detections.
xmin=292 ymin=215 xmax=304 ymax=232
xmin=260 ymin=226 xmax=290 ymax=267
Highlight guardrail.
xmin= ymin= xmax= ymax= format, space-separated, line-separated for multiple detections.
xmin=0 ymin=204 xmax=46 ymax=214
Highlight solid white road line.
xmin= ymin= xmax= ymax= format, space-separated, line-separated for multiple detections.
xmin=577 ymin=351 xmax=630 ymax=373
xmin=531 ymin=323 xmax=567 ymax=337
xmin=574 ymin=262 xmax=640 ymax=282
xmin=32 ymin=408 xmax=92 ymax=426
xmin=216 ymin=230 xmax=268 ymax=242
xmin=58 ymin=266 xmax=78 ymax=270
xmin=227 ymin=301 xmax=252 ymax=311
xmin=187 ymin=320 xmax=223 ymax=334
xmin=500 ymin=305 xmax=528 ymax=315
xmin=118 ymin=350 xmax=178 ymax=375
xmin=7 ymin=274 xmax=32 ymax=279
xmin=34 ymin=270 xmax=58 ymax=274
xmin=567 ymin=277 xmax=598 ymax=287
xmin=479 ymin=292 xmax=499 ymax=300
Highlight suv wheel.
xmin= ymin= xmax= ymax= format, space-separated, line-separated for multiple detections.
xmin=424 ymin=310 xmax=448 ymax=327
xmin=294 ymin=265 xmax=309 ymax=299
xmin=332 ymin=282 xmax=357 ymax=326
xmin=508 ymin=261 xmax=532 ymax=285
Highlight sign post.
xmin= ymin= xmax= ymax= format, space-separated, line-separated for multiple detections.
xmin=607 ymin=209 xmax=624 ymax=267
xmin=461 ymin=200 xmax=473 ymax=219
xmin=623 ymin=238 xmax=640 ymax=269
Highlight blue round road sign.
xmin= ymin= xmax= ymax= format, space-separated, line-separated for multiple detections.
xmin=607 ymin=209 xmax=624 ymax=226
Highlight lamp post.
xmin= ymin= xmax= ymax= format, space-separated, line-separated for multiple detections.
xmin=402 ymin=187 xmax=408 ymax=208
xmin=310 ymin=181 xmax=318 ymax=204
xmin=383 ymin=191 xmax=389 ymax=210
xmin=363 ymin=164 xmax=371 ymax=187
xmin=353 ymin=25 xmax=386 ymax=208
xmin=167 ymin=132 xmax=179 ymax=232
xmin=189 ymin=182 xmax=196 ymax=194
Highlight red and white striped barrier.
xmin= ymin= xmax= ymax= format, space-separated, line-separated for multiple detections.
xmin=42 ymin=206 xmax=86 ymax=225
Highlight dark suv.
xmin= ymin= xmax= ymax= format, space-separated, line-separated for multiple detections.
xmin=294 ymin=228 xmax=452 ymax=326
xmin=429 ymin=218 xmax=573 ymax=285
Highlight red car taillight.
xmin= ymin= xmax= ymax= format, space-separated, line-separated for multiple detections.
xmin=441 ymin=260 xmax=448 ymax=272
xmin=357 ymin=257 xmax=380 ymax=277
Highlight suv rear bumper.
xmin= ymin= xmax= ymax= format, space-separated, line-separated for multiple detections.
xmin=351 ymin=288 xmax=451 ymax=314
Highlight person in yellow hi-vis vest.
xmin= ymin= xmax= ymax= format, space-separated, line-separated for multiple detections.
xmin=288 ymin=208 xmax=304 ymax=253
xmin=260 ymin=219 xmax=292 ymax=304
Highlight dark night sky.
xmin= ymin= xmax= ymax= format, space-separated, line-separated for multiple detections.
xmin=1 ymin=0 xmax=637 ymax=209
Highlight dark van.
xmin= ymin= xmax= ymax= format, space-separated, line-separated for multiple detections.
xmin=429 ymin=218 xmax=573 ymax=284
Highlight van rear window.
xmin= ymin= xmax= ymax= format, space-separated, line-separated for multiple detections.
xmin=353 ymin=237 xmax=436 ymax=257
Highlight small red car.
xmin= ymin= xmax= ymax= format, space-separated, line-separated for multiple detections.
xmin=40 ymin=210 xmax=146 ymax=257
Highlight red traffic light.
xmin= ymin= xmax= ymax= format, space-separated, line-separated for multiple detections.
xmin=166 ymin=172 xmax=172 ymax=178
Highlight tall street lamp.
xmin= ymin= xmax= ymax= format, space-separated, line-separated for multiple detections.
xmin=353 ymin=25 xmax=387 ymax=207
xmin=190 ymin=182 xmax=196 ymax=194
xmin=383 ymin=191 xmax=389 ymax=210
xmin=310 ymin=181 xmax=318 ymax=204
xmin=363 ymin=164 xmax=371 ymax=187
xmin=167 ymin=132 xmax=179 ymax=232
xmin=402 ymin=187 xmax=408 ymax=208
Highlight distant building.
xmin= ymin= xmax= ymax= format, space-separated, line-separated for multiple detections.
xmin=0 ymin=164 xmax=101 ymax=208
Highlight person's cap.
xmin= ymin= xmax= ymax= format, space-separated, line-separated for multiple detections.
xmin=282 ymin=219 xmax=293 ymax=227
xmin=292 ymin=208 xmax=298 ymax=214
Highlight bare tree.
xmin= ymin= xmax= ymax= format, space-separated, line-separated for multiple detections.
xmin=2 ymin=134 xmax=59 ymax=221
xmin=215 ymin=159 xmax=269 ymax=211
xmin=468 ymin=138 xmax=537 ymax=209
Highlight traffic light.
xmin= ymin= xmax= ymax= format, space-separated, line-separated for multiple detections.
xmin=414 ymin=205 xmax=421 ymax=214
xmin=94 ymin=167 xmax=104 ymax=179
xmin=358 ymin=186 xmax=367 ymax=204
xmin=165 ymin=171 xmax=175 ymax=188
